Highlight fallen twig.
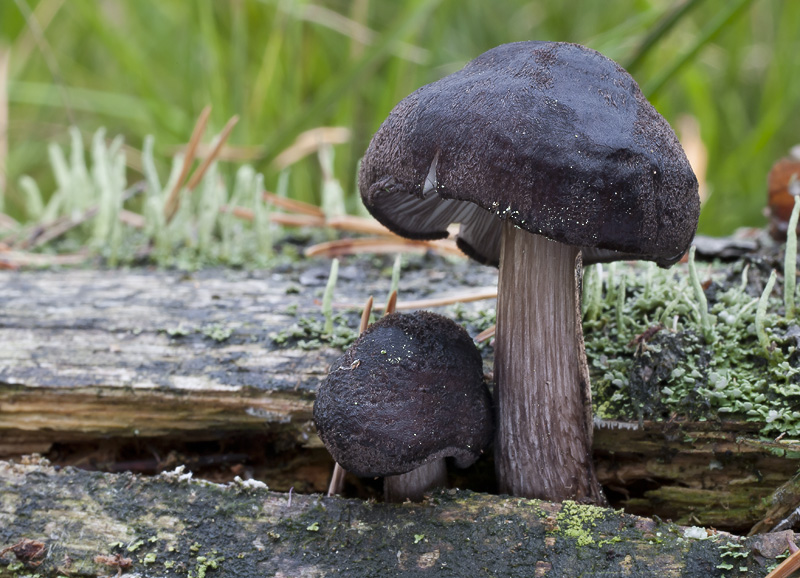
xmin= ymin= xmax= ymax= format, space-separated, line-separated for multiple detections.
xmin=163 ymin=109 xmax=240 ymax=223
xmin=117 ymin=209 xmax=146 ymax=229
xmin=220 ymin=205 xmax=324 ymax=228
xmin=0 ymin=249 xmax=89 ymax=269
xmin=304 ymin=236 xmax=464 ymax=258
xmin=474 ymin=325 xmax=496 ymax=343
xmin=0 ymin=212 xmax=19 ymax=232
xmin=164 ymin=106 xmax=211 ymax=222
xmin=272 ymin=126 xmax=351 ymax=169
xmin=325 ymin=287 xmax=497 ymax=312
xmin=324 ymin=215 xmax=394 ymax=236
xmin=262 ymin=191 xmax=325 ymax=217
xmin=223 ymin=202 xmax=389 ymax=236
xmin=184 ymin=115 xmax=240 ymax=191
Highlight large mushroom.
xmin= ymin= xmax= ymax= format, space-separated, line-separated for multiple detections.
xmin=358 ymin=41 xmax=700 ymax=502
xmin=313 ymin=311 xmax=493 ymax=502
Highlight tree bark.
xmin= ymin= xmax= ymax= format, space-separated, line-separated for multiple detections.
xmin=0 ymin=460 xmax=793 ymax=578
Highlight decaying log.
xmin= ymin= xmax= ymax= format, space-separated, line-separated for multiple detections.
xmin=1 ymin=260 xmax=800 ymax=533
xmin=593 ymin=421 xmax=800 ymax=533
xmin=0 ymin=259 xmax=495 ymax=443
xmin=0 ymin=460 xmax=794 ymax=578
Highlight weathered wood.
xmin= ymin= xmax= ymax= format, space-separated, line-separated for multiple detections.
xmin=0 ymin=460 xmax=793 ymax=578
xmin=750 ymin=471 xmax=800 ymax=535
xmin=593 ymin=421 xmax=800 ymax=533
xmin=2 ymin=261 xmax=800 ymax=532
xmin=0 ymin=259 xmax=497 ymax=446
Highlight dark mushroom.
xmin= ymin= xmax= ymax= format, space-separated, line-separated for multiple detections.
xmin=313 ymin=311 xmax=493 ymax=502
xmin=358 ymin=41 xmax=699 ymax=502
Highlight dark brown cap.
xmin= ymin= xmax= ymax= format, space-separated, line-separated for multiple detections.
xmin=313 ymin=311 xmax=493 ymax=478
xmin=359 ymin=41 xmax=699 ymax=267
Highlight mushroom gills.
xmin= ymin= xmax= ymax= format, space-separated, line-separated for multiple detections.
xmin=422 ymin=151 xmax=440 ymax=197
xmin=372 ymin=186 xmax=476 ymax=238
xmin=377 ymin=181 xmax=650 ymax=267
xmin=456 ymin=210 xmax=503 ymax=265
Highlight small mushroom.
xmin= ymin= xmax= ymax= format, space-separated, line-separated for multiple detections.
xmin=358 ymin=42 xmax=700 ymax=502
xmin=313 ymin=311 xmax=493 ymax=502
xmin=767 ymin=146 xmax=800 ymax=241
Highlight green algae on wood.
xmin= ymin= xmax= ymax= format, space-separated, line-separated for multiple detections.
xmin=0 ymin=461 xmax=793 ymax=577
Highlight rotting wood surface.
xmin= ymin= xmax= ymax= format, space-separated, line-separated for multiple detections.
xmin=1 ymin=258 xmax=800 ymax=533
xmin=0 ymin=256 xmax=497 ymax=450
xmin=0 ymin=460 xmax=795 ymax=578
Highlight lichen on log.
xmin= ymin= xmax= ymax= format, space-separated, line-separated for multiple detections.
xmin=2 ymin=255 xmax=800 ymax=534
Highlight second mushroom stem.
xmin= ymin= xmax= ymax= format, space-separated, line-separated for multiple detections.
xmin=384 ymin=460 xmax=448 ymax=502
xmin=378 ymin=288 xmax=449 ymax=502
xmin=493 ymin=222 xmax=603 ymax=502
xmin=326 ymin=285 xmax=465 ymax=502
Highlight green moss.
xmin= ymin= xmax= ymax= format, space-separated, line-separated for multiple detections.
xmin=11 ymin=128 xmax=289 ymax=270
xmin=270 ymin=313 xmax=359 ymax=350
xmin=585 ymin=255 xmax=800 ymax=438
xmin=164 ymin=324 xmax=191 ymax=337
xmin=201 ymin=324 xmax=234 ymax=342
xmin=1 ymin=467 xmax=770 ymax=578
xmin=716 ymin=541 xmax=751 ymax=578
xmin=192 ymin=553 xmax=224 ymax=578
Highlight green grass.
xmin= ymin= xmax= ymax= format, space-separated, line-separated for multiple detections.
xmin=2 ymin=0 xmax=800 ymax=236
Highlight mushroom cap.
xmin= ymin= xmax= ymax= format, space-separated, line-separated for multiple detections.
xmin=359 ymin=41 xmax=700 ymax=268
xmin=313 ymin=311 xmax=494 ymax=478
xmin=767 ymin=154 xmax=800 ymax=241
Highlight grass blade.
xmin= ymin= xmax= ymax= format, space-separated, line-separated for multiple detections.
xmin=624 ymin=0 xmax=707 ymax=74
xmin=643 ymin=0 xmax=756 ymax=99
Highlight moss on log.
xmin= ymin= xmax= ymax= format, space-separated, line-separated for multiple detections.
xmin=0 ymin=460 xmax=793 ymax=578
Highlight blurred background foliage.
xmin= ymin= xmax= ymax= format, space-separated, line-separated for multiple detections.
xmin=1 ymin=0 xmax=799 ymax=236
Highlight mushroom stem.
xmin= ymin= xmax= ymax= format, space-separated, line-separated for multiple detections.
xmin=384 ymin=459 xmax=448 ymax=503
xmin=327 ymin=463 xmax=346 ymax=497
xmin=494 ymin=221 xmax=604 ymax=502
